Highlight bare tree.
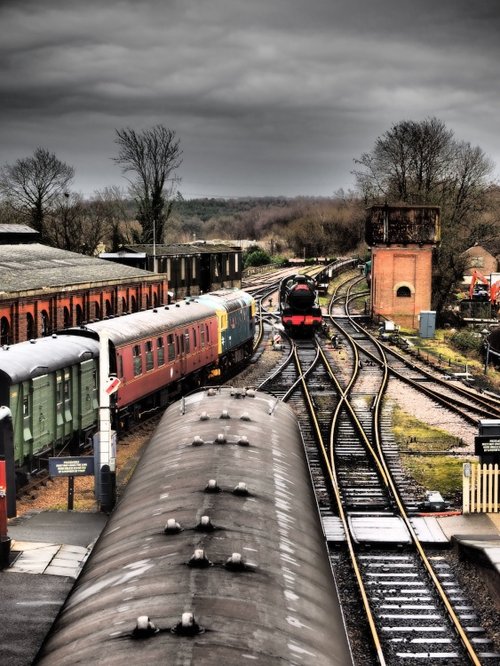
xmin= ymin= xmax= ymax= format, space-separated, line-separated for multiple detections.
xmin=113 ymin=125 xmax=182 ymax=245
xmin=0 ymin=147 xmax=74 ymax=240
xmin=92 ymin=186 xmax=138 ymax=250
xmin=353 ymin=117 xmax=495 ymax=316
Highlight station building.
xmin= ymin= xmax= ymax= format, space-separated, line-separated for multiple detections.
xmin=0 ymin=225 xmax=168 ymax=345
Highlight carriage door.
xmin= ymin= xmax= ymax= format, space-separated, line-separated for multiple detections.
xmin=176 ymin=331 xmax=186 ymax=377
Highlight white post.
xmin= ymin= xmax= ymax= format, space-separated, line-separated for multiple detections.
xmin=97 ymin=330 xmax=116 ymax=511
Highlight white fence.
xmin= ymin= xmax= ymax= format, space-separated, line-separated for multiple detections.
xmin=462 ymin=463 xmax=499 ymax=513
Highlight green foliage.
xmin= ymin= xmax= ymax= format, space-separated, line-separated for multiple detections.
xmin=243 ymin=246 xmax=272 ymax=267
xmin=271 ymin=255 xmax=288 ymax=267
xmin=449 ymin=330 xmax=484 ymax=354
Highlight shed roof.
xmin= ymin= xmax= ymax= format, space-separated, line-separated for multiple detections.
xmin=122 ymin=242 xmax=240 ymax=256
xmin=0 ymin=224 xmax=38 ymax=234
xmin=0 ymin=244 xmax=158 ymax=295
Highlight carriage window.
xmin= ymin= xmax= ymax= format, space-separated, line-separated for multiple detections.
xmin=192 ymin=327 xmax=197 ymax=347
xmin=157 ymin=337 xmax=165 ymax=366
xmin=133 ymin=345 xmax=142 ymax=376
xmin=23 ymin=396 xmax=29 ymax=417
xmin=56 ymin=380 xmax=63 ymax=406
xmin=184 ymin=330 xmax=190 ymax=354
xmin=200 ymin=327 xmax=205 ymax=348
xmin=145 ymin=340 xmax=154 ymax=371
xmin=396 ymin=286 xmax=411 ymax=298
xmin=206 ymin=324 xmax=210 ymax=342
xmin=168 ymin=334 xmax=175 ymax=361
xmin=64 ymin=379 xmax=71 ymax=401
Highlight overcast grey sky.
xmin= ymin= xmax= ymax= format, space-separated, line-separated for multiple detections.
xmin=1 ymin=0 xmax=499 ymax=199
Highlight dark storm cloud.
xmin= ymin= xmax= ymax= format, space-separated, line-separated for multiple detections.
xmin=1 ymin=0 xmax=499 ymax=197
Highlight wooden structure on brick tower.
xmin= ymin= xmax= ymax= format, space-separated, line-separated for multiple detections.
xmin=366 ymin=205 xmax=441 ymax=329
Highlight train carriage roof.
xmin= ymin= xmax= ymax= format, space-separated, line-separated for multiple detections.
xmin=0 ymin=335 xmax=100 ymax=384
xmin=197 ymin=288 xmax=253 ymax=313
xmin=74 ymin=300 xmax=217 ymax=346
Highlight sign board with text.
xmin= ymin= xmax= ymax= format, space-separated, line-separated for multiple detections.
xmin=49 ymin=456 xmax=95 ymax=477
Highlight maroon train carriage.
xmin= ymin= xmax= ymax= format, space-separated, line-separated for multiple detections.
xmin=69 ymin=300 xmax=220 ymax=424
xmin=35 ymin=388 xmax=354 ymax=665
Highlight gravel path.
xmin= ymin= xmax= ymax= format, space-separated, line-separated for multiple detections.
xmin=386 ymin=377 xmax=477 ymax=452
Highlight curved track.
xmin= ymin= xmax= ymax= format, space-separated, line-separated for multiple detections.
xmin=251 ymin=270 xmax=499 ymax=664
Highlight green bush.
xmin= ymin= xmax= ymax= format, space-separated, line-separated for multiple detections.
xmin=449 ymin=330 xmax=483 ymax=354
xmin=243 ymin=247 xmax=272 ymax=267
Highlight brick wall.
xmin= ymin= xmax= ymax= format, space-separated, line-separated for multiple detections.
xmin=371 ymin=246 xmax=433 ymax=329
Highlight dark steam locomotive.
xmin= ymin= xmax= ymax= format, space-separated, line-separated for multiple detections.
xmin=279 ymin=274 xmax=322 ymax=335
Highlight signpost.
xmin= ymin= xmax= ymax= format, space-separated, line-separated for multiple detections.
xmin=48 ymin=456 xmax=95 ymax=510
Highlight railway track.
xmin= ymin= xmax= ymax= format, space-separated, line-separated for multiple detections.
xmin=252 ymin=285 xmax=499 ymax=663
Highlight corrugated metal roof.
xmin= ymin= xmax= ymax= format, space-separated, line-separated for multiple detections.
xmin=0 ymin=244 xmax=158 ymax=294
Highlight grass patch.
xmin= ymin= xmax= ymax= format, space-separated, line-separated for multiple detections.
xmin=402 ymin=455 xmax=465 ymax=498
xmin=392 ymin=405 xmax=463 ymax=451
xmin=392 ymin=404 xmax=472 ymax=500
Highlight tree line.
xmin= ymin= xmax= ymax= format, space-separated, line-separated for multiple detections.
xmin=0 ymin=117 xmax=498 ymax=318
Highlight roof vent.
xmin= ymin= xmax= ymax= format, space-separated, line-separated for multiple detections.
xmin=196 ymin=515 xmax=214 ymax=532
xmin=233 ymin=482 xmax=249 ymax=496
xmin=164 ymin=306 xmax=169 ymax=310
xmin=192 ymin=435 xmax=204 ymax=446
xmin=237 ymin=436 xmax=249 ymax=447
xmin=207 ymin=388 xmax=217 ymax=396
xmin=51 ymin=333 xmax=57 ymax=339
xmin=225 ymin=552 xmax=248 ymax=572
xmin=188 ymin=548 xmax=211 ymax=568
xmin=240 ymin=412 xmax=251 ymax=421
xmin=29 ymin=339 xmax=36 ymax=344
xmin=245 ymin=389 xmax=256 ymax=397
xmin=164 ymin=518 xmax=182 ymax=535
xmin=175 ymin=303 xmax=180 ymax=308
xmin=153 ymin=308 xmax=158 ymax=313
xmin=220 ymin=409 xmax=230 ymax=419
xmin=205 ymin=479 xmax=220 ymax=493
xmin=200 ymin=411 xmax=209 ymax=421
xmin=132 ymin=616 xmax=159 ymax=638
xmin=215 ymin=433 xmax=226 ymax=444
xmin=172 ymin=612 xmax=204 ymax=636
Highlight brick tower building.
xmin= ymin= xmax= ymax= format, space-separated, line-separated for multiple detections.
xmin=366 ymin=205 xmax=440 ymax=329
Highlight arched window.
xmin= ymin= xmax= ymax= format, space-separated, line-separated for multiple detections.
xmin=396 ymin=286 xmax=412 ymax=298
xmin=1 ymin=317 xmax=10 ymax=345
xmin=121 ymin=297 xmax=128 ymax=314
xmin=94 ymin=302 xmax=101 ymax=321
xmin=105 ymin=299 xmax=113 ymax=317
xmin=63 ymin=307 xmax=71 ymax=328
xmin=27 ymin=313 xmax=36 ymax=339
xmin=76 ymin=304 xmax=84 ymax=325
xmin=153 ymin=291 xmax=159 ymax=307
xmin=131 ymin=295 xmax=137 ymax=312
xmin=145 ymin=294 xmax=150 ymax=310
xmin=41 ymin=310 xmax=51 ymax=336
